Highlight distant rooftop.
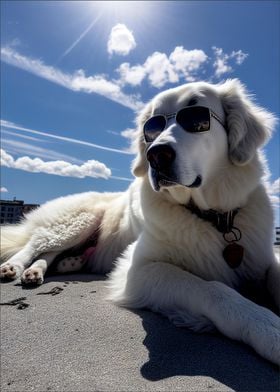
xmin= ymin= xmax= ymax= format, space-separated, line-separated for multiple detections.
xmin=0 ymin=198 xmax=40 ymax=224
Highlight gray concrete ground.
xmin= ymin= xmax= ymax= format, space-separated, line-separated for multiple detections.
xmin=1 ymin=274 xmax=279 ymax=392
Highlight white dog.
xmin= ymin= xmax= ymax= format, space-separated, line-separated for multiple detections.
xmin=1 ymin=79 xmax=279 ymax=365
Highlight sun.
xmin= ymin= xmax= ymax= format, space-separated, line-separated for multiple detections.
xmin=90 ymin=1 xmax=159 ymax=25
xmin=59 ymin=1 xmax=163 ymax=61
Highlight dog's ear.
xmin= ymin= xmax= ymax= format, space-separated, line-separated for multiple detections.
xmin=219 ymin=79 xmax=276 ymax=166
xmin=131 ymin=103 xmax=153 ymax=177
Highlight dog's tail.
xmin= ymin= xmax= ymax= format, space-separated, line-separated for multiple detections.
xmin=0 ymin=223 xmax=30 ymax=262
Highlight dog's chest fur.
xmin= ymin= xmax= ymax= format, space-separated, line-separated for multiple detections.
xmin=140 ymin=179 xmax=272 ymax=289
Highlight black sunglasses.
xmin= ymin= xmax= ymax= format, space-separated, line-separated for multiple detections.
xmin=143 ymin=106 xmax=225 ymax=143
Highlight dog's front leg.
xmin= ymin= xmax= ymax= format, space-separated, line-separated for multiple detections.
xmin=203 ymin=280 xmax=280 ymax=366
xmin=108 ymin=239 xmax=280 ymax=366
xmin=21 ymin=251 xmax=60 ymax=285
xmin=0 ymin=244 xmax=36 ymax=280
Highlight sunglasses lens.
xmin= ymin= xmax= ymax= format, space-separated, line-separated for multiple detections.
xmin=143 ymin=115 xmax=166 ymax=142
xmin=176 ymin=106 xmax=210 ymax=133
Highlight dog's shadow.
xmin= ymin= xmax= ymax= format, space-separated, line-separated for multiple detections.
xmin=8 ymin=273 xmax=279 ymax=390
xmin=136 ymin=309 xmax=279 ymax=392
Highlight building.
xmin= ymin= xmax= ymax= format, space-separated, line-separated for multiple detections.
xmin=0 ymin=199 xmax=40 ymax=224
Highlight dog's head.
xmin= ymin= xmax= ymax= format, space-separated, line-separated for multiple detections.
xmin=132 ymin=79 xmax=276 ymax=200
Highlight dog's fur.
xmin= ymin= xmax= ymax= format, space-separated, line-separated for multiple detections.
xmin=1 ymin=79 xmax=279 ymax=365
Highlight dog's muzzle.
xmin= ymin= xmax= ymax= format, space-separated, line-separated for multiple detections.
xmin=146 ymin=144 xmax=177 ymax=190
xmin=146 ymin=144 xmax=176 ymax=172
xmin=146 ymin=143 xmax=202 ymax=189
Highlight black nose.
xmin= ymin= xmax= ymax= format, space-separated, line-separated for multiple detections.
xmin=146 ymin=144 xmax=176 ymax=171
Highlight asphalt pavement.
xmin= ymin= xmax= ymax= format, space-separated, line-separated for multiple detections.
xmin=1 ymin=274 xmax=279 ymax=392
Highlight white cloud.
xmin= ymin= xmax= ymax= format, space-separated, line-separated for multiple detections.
xmin=212 ymin=46 xmax=248 ymax=78
xmin=1 ymin=46 xmax=72 ymax=86
xmin=271 ymin=178 xmax=280 ymax=194
xmin=117 ymin=45 xmax=247 ymax=87
xmin=0 ymin=187 xmax=8 ymax=193
xmin=1 ymin=47 xmax=144 ymax=110
xmin=117 ymin=46 xmax=208 ymax=88
xmin=107 ymin=24 xmax=136 ymax=56
xmin=145 ymin=51 xmax=179 ymax=88
xmin=1 ymin=149 xmax=111 ymax=179
xmin=120 ymin=127 xmax=138 ymax=153
xmin=231 ymin=49 xmax=248 ymax=65
xmin=117 ymin=63 xmax=146 ymax=86
xmin=265 ymin=177 xmax=280 ymax=208
xmin=214 ymin=58 xmax=233 ymax=78
xmin=169 ymin=46 xmax=208 ymax=76
xmin=121 ymin=128 xmax=137 ymax=140
xmin=212 ymin=47 xmax=232 ymax=77
xmin=1 ymin=44 xmax=248 ymax=106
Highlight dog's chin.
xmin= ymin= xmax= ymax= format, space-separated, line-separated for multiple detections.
xmin=149 ymin=169 xmax=202 ymax=192
xmin=149 ymin=172 xmax=172 ymax=192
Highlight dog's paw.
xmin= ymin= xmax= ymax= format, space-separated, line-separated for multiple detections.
xmin=0 ymin=263 xmax=22 ymax=280
xmin=56 ymin=256 xmax=85 ymax=273
xmin=21 ymin=267 xmax=44 ymax=285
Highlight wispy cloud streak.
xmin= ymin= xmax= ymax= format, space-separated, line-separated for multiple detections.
xmin=1 ymin=119 xmax=134 ymax=155
xmin=1 ymin=138 xmax=83 ymax=164
xmin=1 ymin=47 xmax=144 ymax=110
xmin=58 ymin=13 xmax=102 ymax=61
xmin=2 ymin=129 xmax=51 ymax=143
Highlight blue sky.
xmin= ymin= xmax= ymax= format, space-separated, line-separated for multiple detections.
xmin=1 ymin=1 xmax=279 ymax=223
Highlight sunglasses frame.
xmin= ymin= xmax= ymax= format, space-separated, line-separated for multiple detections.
xmin=143 ymin=105 xmax=226 ymax=143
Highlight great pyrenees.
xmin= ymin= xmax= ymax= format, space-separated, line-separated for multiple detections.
xmin=1 ymin=79 xmax=279 ymax=365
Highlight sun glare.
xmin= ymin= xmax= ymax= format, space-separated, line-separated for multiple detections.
xmin=90 ymin=1 xmax=158 ymax=25
xmin=60 ymin=1 xmax=164 ymax=61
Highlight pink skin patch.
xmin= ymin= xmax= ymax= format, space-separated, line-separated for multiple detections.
xmin=82 ymin=246 xmax=97 ymax=263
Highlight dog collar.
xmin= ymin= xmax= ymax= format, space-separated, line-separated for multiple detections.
xmin=185 ymin=199 xmax=244 ymax=269
xmin=186 ymin=199 xmax=239 ymax=234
